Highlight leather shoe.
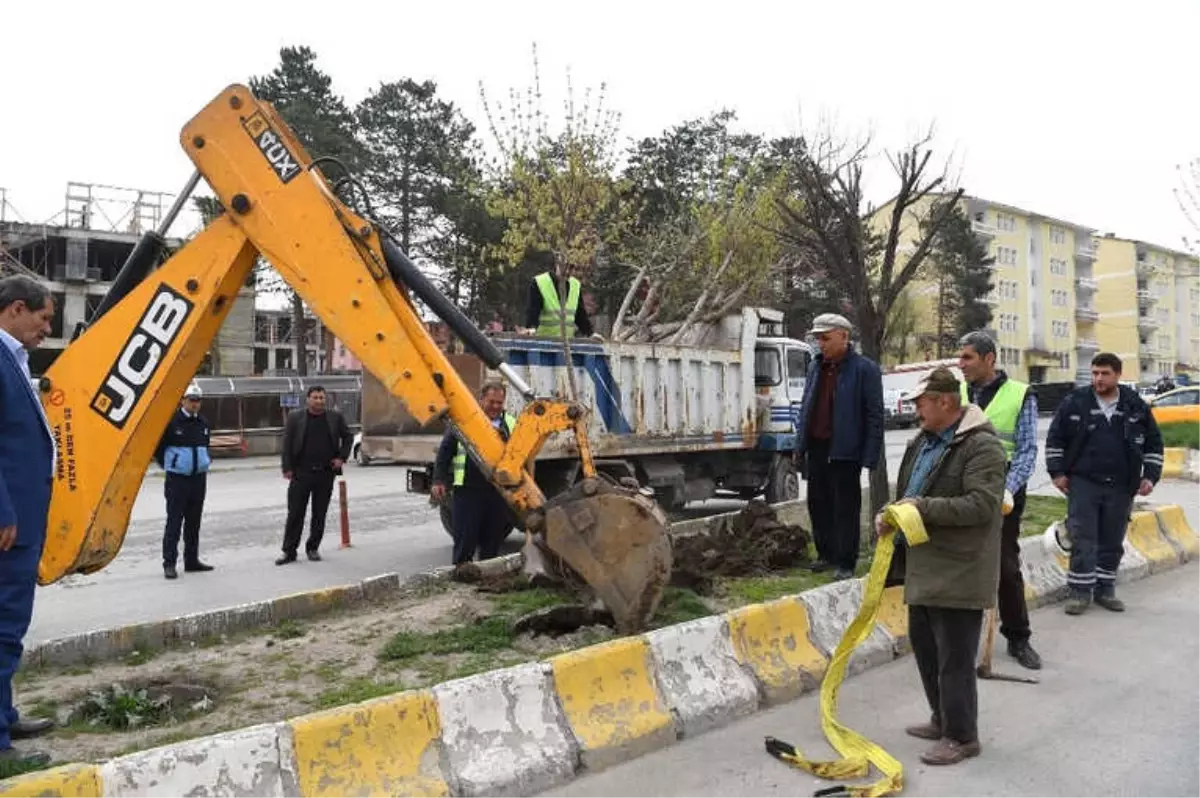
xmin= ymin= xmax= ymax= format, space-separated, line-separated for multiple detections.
xmin=10 ymin=718 xmax=53 ymax=740
xmin=919 ymin=738 xmax=981 ymax=766
xmin=1007 ymin=640 xmax=1042 ymax=670
xmin=275 ymin=554 xmax=297 ymax=566
xmin=0 ymin=747 xmax=50 ymax=767
xmin=184 ymin=561 xmax=214 ymax=572
xmin=164 ymin=565 xmax=178 ymax=580
xmin=306 ymin=550 xmax=322 ymax=562
xmin=904 ymin=721 xmax=942 ymax=740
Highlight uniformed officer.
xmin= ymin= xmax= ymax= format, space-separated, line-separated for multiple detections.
xmin=430 ymin=381 xmax=517 ymax=567
xmin=957 ymin=331 xmax=1041 ymax=670
xmin=154 ymin=383 xmax=214 ymax=580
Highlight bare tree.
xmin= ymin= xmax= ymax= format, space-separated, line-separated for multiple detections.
xmin=774 ymin=127 xmax=963 ymax=514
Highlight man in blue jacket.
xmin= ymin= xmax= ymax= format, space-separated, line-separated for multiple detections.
xmin=794 ymin=313 xmax=885 ymax=580
xmin=0 ymin=275 xmax=57 ymax=765
xmin=154 ymin=383 xmax=215 ymax=580
xmin=1046 ymin=352 xmax=1163 ymax=614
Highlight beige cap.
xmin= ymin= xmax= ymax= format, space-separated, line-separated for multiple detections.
xmin=808 ymin=313 xmax=853 ymax=335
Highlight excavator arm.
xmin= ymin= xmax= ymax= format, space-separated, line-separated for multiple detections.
xmin=35 ymin=84 xmax=669 ymax=633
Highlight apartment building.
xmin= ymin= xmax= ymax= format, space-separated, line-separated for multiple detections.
xmin=1094 ymin=237 xmax=1200 ymax=383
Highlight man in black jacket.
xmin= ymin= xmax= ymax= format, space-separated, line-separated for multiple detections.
xmin=1046 ymin=352 xmax=1163 ymax=614
xmin=153 ymin=384 xmax=214 ymax=580
xmin=277 ymin=386 xmax=354 ymax=565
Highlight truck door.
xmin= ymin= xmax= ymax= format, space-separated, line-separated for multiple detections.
xmin=785 ymin=345 xmax=811 ymax=431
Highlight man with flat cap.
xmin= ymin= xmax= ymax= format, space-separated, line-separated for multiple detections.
xmin=794 ymin=312 xmax=884 ymax=580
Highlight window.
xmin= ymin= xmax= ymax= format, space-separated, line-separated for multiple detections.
xmin=1157 ymin=309 xmax=1171 ymax=324
xmin=1049 ymin=258 xmax=1068 ymax=276
xmin=1057 ymin=353 xmax=1071 ymax=370
xmin=1049 ymin=227 xmax=1067 ymax=245
xmin=1158 ymin=335 xmax=1172 ymax=350
xmin=754 ymin=347 xmax=782 ymax=386
xmin=786 ymin=347 xmax=810 ymax=393
xmin=999 ymin=346 xmax=1021 ymax=366
xmin=1052 ymin=320 xmax=1070 ymax=338
xmin=995 ymin=246 xmax=1019 ymax=266
xmin=997 ymin=279 xmax=1018 ymax=300
xmin=996 ymin=213 xmax=1017 ymax=232
xmin=1155 ymin=280 xmax=1170 ymax=297
xmin=999 ymin=313 xmax=1019 ymax=333
xmin=1051 ymin=289 xmax=1069 ymax=307
xmin=1192 ymin=313 xmax=1200 ymax=328
xmin=1191 ymin=288 xmax=1200 ymax=303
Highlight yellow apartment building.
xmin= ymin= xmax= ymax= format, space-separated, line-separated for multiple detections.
xmin=876 ymin=194 xmax=1099 ymax=384
xmin=1093 ymin=237 xmax=1200 ymax=382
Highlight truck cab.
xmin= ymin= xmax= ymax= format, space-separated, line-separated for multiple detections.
xmin=751 ymin=311 xmax=813 ymax=451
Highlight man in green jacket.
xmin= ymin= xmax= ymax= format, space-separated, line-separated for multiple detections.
xmin=880 ymin=366 xmax=1006 ymax=767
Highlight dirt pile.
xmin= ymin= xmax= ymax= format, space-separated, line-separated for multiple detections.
xmin=670 ymin=500 xmax=811 ymax=594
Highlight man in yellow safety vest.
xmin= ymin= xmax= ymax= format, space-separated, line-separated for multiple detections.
xmin=430 ymin=381 xmax=518 ymax=567
xmin=957 ymin=331 xmax=1042 ymax=671
xmin=521 ymin=264 xmax=599 ymax=340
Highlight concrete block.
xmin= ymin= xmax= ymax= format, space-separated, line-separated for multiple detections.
xmin=798 ymin=579 xmax=894 ymax=677
xmin=173 ymin=601 xmax=274 ymax=643
xmin=0 ymin=764 xmax=101 ymax=796
xmin=726 ymin=597 xmax=827 ymax=705
xmin=1155 ymin=505 xmax=1199 ymax=561
xmin=433 ymin=662 xmax=577 ymax=797
xmin=645 ymin=615 xmax=759 ymax=737
xmin=360 ymin=572 xmax=401 ymax=601
xmin=1126 ymin=511 xmax=1181 ymax=572
xmin=289 ymin=689 xmax=448 ymax=797
xmin=873 ymin=585 xmax=911 ymax=656
xmin=549 ymin=637 xmax=677 ymax=772
xmin=1162 ymin=447 xmax=1187 ymax=479
xmin=1019 ymin=531 xmax=1069 ymax=609
xmin=271 ymin=583 xmax=364 ymax=621
xmin=1118 ymin=538 xmax=1150 ymax=583
xmin=99 ymin=723 xmax=297 ymax=797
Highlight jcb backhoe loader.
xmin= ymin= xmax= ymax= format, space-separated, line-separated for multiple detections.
xmin=33 ymin=84 xmax=671 ymax=634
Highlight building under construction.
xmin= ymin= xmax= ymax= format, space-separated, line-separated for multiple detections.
xmin=0 ymin=182 xmax=256 ymax=376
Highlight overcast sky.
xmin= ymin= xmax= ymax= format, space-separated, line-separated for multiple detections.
xmin=2 ymin=0 xmax=1195 ymax=253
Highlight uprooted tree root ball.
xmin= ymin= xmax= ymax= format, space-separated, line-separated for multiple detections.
xmin=669 ymin=500 xmax=812 ymax=594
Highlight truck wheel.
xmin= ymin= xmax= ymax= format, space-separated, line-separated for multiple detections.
xmin=764 ymin=454 xmax=799 ymax=505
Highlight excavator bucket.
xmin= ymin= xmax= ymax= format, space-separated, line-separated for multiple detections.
xmin=528 ymin=476 xmax=672 ymax=634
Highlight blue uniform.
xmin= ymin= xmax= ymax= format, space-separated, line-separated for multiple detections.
xmin=0 ymin=330 xmax=54 ymax=751
xmin=154 ymin=408 xmax=211 ymax=569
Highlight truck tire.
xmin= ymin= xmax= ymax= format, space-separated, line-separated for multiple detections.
xmin=764 ymin=454 xmax=799 ymax=505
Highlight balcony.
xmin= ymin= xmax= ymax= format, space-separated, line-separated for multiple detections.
xmin=1076 ymin=338 xmax=1099 ymax=353
xmin=1075 ymin=277 xmax=1098 ymax=292
xmin=1075 ymin=242 xmax=1098 ymax=260
xmin=972 ymin=220 xmax=998 ymax=238
xmin=1074 ymin=306 xmax=1100 ymax=322
xmin=1136 ymin=259 xmax=1155 ymax=278
xmin=1137 ymin=289 xmax=1156 ymax=308
xmin=1139 ymin=343 xmax=1159 ymax=359
xmin=1138 ymin=315 xmax=1160 ymax=332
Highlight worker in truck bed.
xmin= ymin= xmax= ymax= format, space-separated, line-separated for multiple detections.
xmin=431 ymin=381 xmax=518 ymax=570
xmin=521 ymin=263 xmax=600 ymax=339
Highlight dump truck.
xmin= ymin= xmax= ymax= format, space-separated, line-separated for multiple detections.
xmin=357 ymin=307 xmax=815 ymax=535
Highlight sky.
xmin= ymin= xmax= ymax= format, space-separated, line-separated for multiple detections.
xmin=1 ymin=0 xmax=1195 ymax=256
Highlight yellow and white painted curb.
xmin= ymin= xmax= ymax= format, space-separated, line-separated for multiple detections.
xmin=2 ymin=503 xmax=1195 ymax=797
xmin=1161 ymin=447 xmax=1199 ymax=481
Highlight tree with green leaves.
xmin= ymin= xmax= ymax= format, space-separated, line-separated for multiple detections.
xmin=248 ymin=45 xmax=359 ymax=375
xmin=925 ymin=202 xmax=995 ymax=355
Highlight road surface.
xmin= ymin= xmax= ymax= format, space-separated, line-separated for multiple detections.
xmin=27 ymin=423 xmax=1198 ymax=645
xmin=546 ymin=564 xmax=1200 ymax=798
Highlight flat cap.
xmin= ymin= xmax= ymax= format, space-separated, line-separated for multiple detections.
xmin=901 ymin=366 xmax=961 ymax=400
xmin=808 ymin=313 xmax=853 ymax=335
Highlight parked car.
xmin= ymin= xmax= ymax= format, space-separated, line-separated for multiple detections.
xmin=1149 ymin=386 xmax=1200 ymax=425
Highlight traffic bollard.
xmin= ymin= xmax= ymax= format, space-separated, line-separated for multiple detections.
xmin=338 ymin=478 xmax=351 ymax=548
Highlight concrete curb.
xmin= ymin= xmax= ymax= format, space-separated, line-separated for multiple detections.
xmin=1160 ymin=446 xmax=1199 ymax=481
xmin=4 ymin=503 xmax=1196 ymax=797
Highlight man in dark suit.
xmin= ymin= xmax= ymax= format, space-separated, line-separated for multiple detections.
xmin=276 ymin=385 xmax=353 ymax=565
xmin=0 ymin=275 xmax=57 ymax=765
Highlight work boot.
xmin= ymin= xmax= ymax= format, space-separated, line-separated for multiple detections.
xmin=1093 ymin=587 xmax=1125 ymax=612
xmin=0 ymin=747 xmax=50 ymax=768
xmin=904 ymin=720 xmax=942 ymax=740
xmin=1064 ymin=591 xmax=1090 ymax=615
xmin=184 ymin=561 xmax=214 ymax=573
xmin=9 ymin=718 xmax=53 ymax=740
xmin=919 ymin=738 xmax=981 ymax=766
xmin=275 ymin=554 xmax=297 ymax=566
xmin=306 ymin=550 xmax=322 ymax=562
xmin=1007 ymin=640 xmax=1042 ymax=670
xmin=164 ymin=565 xmax=178 ymax=580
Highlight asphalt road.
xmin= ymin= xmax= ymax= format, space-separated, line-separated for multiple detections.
xmin=547 ymin=564 xmax=1200 ymax=798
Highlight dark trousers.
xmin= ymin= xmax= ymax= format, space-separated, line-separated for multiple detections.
xmin=451 ymin=487 xmax=512 ymax=565
xmin=283 ymin=469 xmax=336 ymax=556
xmin=805 ymin=439 xmax=862 ymax=571
xmin=163 ymin=473 xmax=207 ymax=568
xmin=909 ymin=604 xmax=983 ymax=744
xmin=0 ymin=543 xmax=39 ymax=749
xmin=998 ymin=485 xmax=1031 ymax=644
xmin=1066 ymin=474 xmax=1134 ymax=596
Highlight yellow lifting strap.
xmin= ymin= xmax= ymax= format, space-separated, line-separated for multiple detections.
xmin=765 ymin=502 xmax=930 ymax=797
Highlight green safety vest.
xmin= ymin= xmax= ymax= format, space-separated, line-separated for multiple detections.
xmin=452 ymin=413 xmax=517 ymax=487
xmin=534 ymin=272 xmax=581 ymax=339
xmin=960 ymin=378 xmax=1028 ymax=460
